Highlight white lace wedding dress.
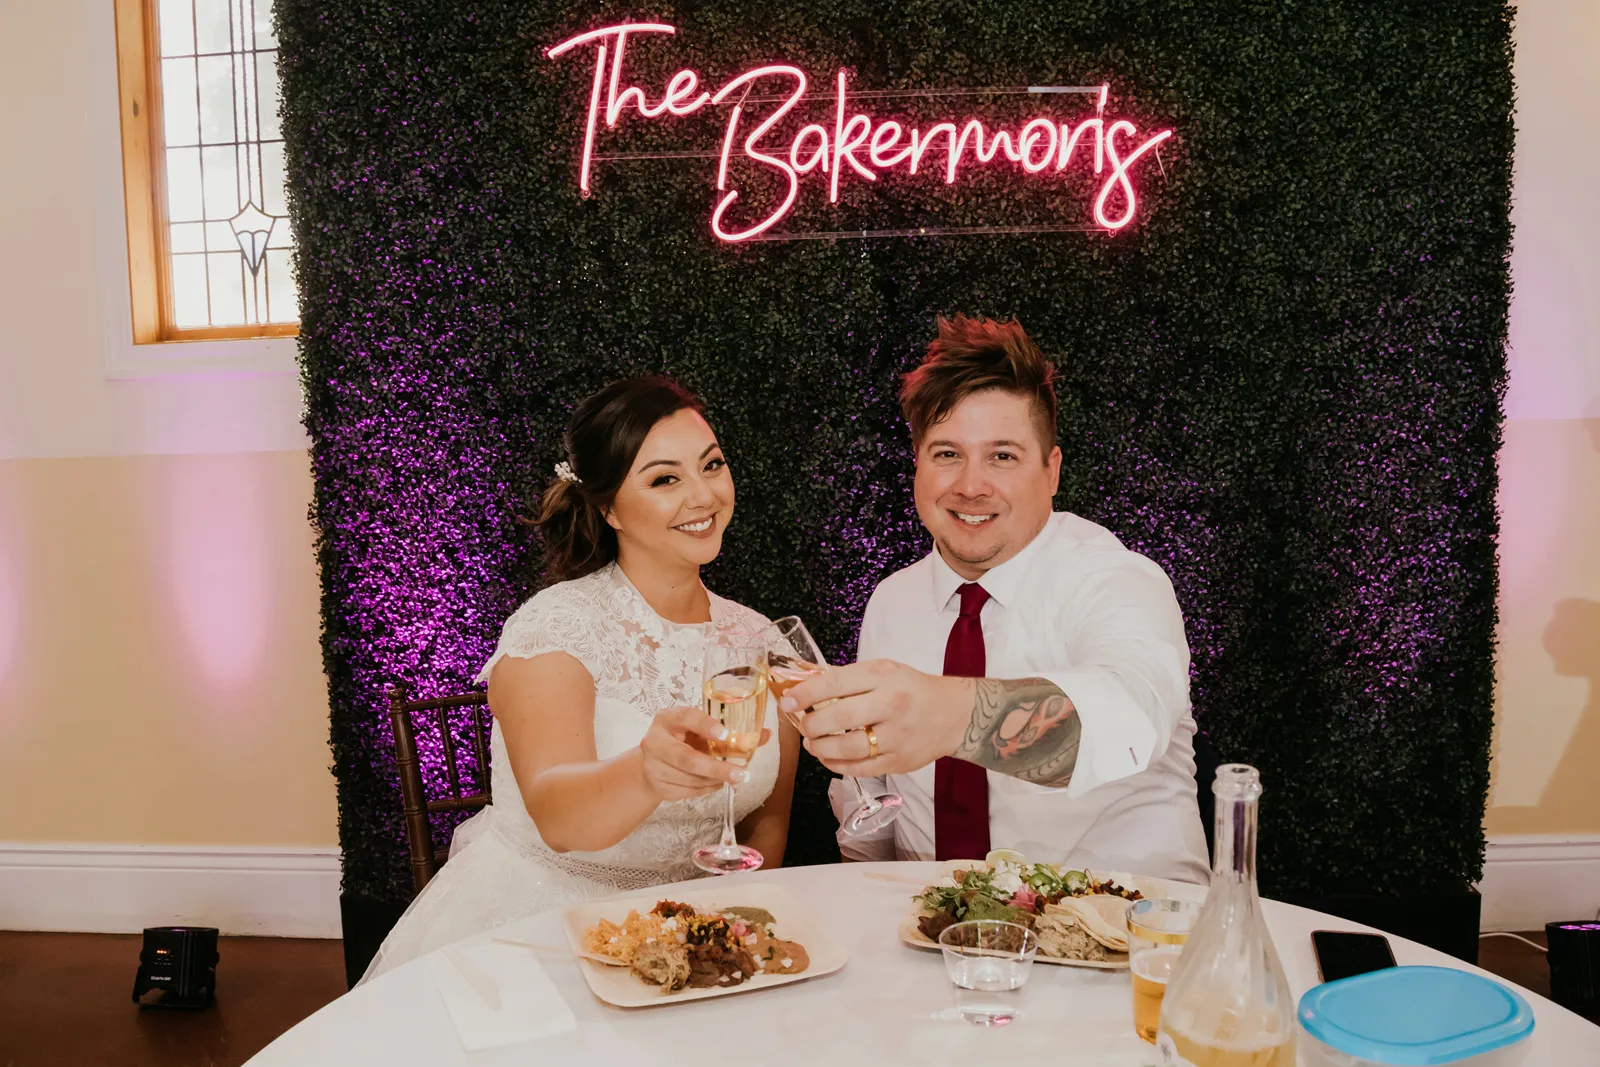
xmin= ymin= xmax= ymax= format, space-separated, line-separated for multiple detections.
xmin=360 ymin=563 xmax=780 ymax=982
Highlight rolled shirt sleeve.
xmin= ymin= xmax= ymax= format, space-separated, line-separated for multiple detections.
xmin=1036 ymin=554 xmax=1191 ymax=799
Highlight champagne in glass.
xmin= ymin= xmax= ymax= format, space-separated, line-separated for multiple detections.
xmin=704 ymin=665 xmax=766 ymax=764
xmin=766 ymin=656 xmax=825 ymax=729
xmin=765 ymin=616 xmax=904 ymax=837
xmin=692 ymin=628 xmax=768 ymax=875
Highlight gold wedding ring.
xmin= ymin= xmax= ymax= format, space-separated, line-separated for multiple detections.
xmin=865 ymin=727 xmax=880 ymax=759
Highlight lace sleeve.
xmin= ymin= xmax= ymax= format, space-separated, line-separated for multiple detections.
xmin=474 ymin=590 xmax=602 ymax=686
xmin=711 ymin=594 xmax=773 ymax=638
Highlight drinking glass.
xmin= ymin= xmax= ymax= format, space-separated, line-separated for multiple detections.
xmin=938 ymin=920 xmax=1038 ymax=1026
xmin=1128 ymin=897 xmax=1203 ymax=1042
xmin=691 ymin=627 xmax=768 ymax=874
xmin=764 ymin=615 xmax=903 ymax=836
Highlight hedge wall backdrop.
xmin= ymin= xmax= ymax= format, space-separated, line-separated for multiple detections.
xmin=278 ymin=0 xmax=1513 ymax=909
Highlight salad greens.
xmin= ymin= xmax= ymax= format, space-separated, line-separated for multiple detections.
xmin=915 ymin=860 xmax=1140 ymax=943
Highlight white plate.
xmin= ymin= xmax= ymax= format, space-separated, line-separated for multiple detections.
xmin=897 ymin=863 xmax=1208 ymax=971
xmin=561 ymin=882 xmax=847 ymax=1008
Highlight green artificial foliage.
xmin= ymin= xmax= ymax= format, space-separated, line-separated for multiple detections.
xmin=278 ymin=0 xmax=1513 ymax=904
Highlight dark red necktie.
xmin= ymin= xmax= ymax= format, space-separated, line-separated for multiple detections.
xmin=935 ymin=582 xmax=992 ymax=860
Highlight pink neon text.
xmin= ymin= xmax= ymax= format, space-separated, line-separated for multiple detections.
xmin=546 ymin=23 xmax=1173 ymax=241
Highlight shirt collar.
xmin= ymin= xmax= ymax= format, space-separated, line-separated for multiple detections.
xmin=928 ymin=514 xmax=1058 ymax=612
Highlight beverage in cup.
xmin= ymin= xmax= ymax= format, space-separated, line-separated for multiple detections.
xmin=1129 ymin=897 xmax=1203 ymax=1042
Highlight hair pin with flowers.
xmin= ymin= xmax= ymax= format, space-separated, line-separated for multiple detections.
xmin=554 ymin=460 xmax=579 ymax=484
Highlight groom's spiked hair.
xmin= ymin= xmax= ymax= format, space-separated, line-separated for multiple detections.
xmin=900 ymin=315 xmax=1058 ymax=455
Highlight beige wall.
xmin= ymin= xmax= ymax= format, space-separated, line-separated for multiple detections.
xmin=1485 ymin=0 xmax=1600 ymax=835
xmin=0 ymin=1 xmax=335 ymax=848
xmin=0 ymin=2 xmax=1593 ymax=853
xmin=0 ymin=453 xmax=335 ymax=844
xmin=1488 ymin=416 xmax=1600 ymax=833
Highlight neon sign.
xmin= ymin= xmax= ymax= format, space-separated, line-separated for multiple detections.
xmin=546 ymin=23 xmax=1173 ymax=243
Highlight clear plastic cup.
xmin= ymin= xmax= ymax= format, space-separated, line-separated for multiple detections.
xmin=1128 ymin=897 xmax=1203 ymax=1042
xmin=938 ymin=920 xmax=1038 ymax=1026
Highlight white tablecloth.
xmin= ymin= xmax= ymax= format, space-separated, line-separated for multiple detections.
xmin=247 ymin=862 xmax=1600 ymax=1066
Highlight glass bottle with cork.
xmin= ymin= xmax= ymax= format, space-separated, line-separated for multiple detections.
xmin=1157 ymin=763 xmax=1296 ymax=1067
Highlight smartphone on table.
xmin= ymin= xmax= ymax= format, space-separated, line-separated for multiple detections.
xmin=1312 ymin=930 xmax=1397 ymax=983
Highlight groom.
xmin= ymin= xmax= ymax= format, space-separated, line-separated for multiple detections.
xmin=781 ymin=315 xmax=1208 ymax=882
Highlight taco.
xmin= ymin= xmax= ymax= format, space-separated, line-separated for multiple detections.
xmin=1035 ymin=893 xmax=1131 ymax=960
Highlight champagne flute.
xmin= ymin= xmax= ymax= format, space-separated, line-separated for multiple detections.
xmin=765 ymin=616 xmax=904 ymax=837
xmin=692 ymin=627 xmax=768 ymax=874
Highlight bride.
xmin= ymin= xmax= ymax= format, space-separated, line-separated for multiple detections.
xmin=362 ymin=376 xmax=800 ymax=981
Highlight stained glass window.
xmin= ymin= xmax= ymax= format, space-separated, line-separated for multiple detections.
xmin=117 ymin=0 xmax=296 ymax=339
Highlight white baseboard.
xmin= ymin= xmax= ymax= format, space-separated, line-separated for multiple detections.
xmin=0 ymin=843 xmax=342 ymax=938
xmin=2 ymin=835 xmax=1591 ymax=938
xmin=1479 ymin=834 xmax=1600 ymax=931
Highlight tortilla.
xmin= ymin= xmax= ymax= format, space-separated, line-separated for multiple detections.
xmin=1042 ymin=894 xmax=1131 ymax=952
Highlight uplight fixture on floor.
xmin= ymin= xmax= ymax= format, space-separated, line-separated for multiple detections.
xmin=1546 ymin=920 xmax=1600 ymax=1016
xmin=132 ymin=926 xmax=218 ymax=1010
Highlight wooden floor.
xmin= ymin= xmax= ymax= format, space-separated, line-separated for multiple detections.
xmin=0 ymin=932 xmax=345 ymax=1067
xmin=1477 ymin=930 xmax=1600 ymax=1024
xmin=0 ymin=929 xmax=1592 ymax=1065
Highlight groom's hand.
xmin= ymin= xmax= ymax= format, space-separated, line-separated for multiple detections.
xmin=780 ymin=660 xmax=972 ymax=776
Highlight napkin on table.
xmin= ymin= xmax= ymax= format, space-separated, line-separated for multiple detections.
xmin=425 ymin=938 xmax=578 ymax=1051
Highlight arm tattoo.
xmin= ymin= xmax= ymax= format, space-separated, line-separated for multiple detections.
xmin=954 ymin=677 xmax=1081 ymax=787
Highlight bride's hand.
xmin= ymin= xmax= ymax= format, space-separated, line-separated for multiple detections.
xmin=639 ymin=706 xmax=757 ymax=801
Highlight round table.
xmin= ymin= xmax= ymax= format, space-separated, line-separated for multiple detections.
xmin=247 ymin=862 xmax=1599 ymax=1066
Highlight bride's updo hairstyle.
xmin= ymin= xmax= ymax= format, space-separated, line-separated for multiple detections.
xmin=536 ymin=375 xmax=706 ymax=583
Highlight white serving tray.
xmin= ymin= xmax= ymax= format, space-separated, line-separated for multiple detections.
xmin=561 ymin=881 xmax=847 ymax=1008
xmin=897 ymin=864 xmax=1207 ymax=971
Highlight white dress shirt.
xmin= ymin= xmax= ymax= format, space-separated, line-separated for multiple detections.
xmin=831 ymin=511 xmax=1210 ymax=884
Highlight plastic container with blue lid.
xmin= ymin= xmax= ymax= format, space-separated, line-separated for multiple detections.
xmin=1298 ymin=965 xmax=1536 ymax=1067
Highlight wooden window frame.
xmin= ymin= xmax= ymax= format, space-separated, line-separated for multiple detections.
xmin=112 ymin=0 xmax=297 ymax=343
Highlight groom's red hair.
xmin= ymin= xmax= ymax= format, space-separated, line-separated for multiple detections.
xmin=900 ymin=315 xmax=1058 ymax=455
